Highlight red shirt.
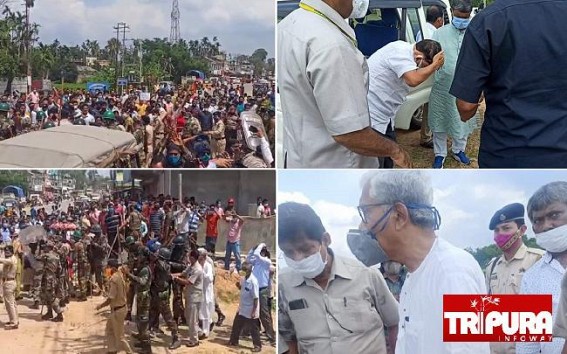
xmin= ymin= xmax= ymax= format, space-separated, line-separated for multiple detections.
xmin=205 ymin=211 xmax=221 ymax=237
xmin=176 ymin=115 xmax=186 ymax=133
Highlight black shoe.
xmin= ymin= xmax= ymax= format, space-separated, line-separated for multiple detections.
xmin=51 ymin=314 xmax=63 ymax=322
xmin=420 ymin=140 xmax=434 ymax=149
xmin=168 ymin=337 xmax=181 ymax=350
xmin=198 ymin=333 xmax=207 ymax=340
xmin=186 ymin=341 xmax=199 ymax=347
xmin=41 ymin=311 xmax=54 ymax=320
xmin=216 ymin=314 xmax=225 ymax=327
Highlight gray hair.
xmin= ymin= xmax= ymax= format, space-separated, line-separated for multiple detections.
xmin=451 ymin=0 xmax=472 ymax=12
xmin=360 ymin=171 xmax=436 ymax=229
xmin=527 ymin=181 xmax=567 ymax=222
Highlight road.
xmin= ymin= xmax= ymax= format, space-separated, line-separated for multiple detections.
xmin=4 ymin=199 xmax=276 ymax=353
xmin=0 ymin=268 xmax=276 ymax=354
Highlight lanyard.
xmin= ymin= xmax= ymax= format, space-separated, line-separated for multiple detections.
xmin=299 ymin=2 xmax=358 ymax=48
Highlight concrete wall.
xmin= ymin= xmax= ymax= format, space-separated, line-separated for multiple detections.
xmin=132 ymin=170 xmax=276 ymax=216
xmin=195 ymin=216 xmax=276 ymax=254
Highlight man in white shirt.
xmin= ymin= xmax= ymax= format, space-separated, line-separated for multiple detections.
xmin=78 ymin=103 xmax=95 ymax=125
xmin=278 ymin=0 xmax=412 ymax=168
xmin=518 ymin=181 xmax=567 ymax=354
xmin=352 ymin=170 xmax=489 ymax=354
xmin=415 ymin=5 xmax=444 ymax=42
xmin=247 ymin=243 xmax=275 ymax=344
xmin=367 ymin=40 xmax=444 ymax=167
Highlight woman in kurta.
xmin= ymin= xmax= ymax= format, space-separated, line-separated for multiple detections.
xmin=428 ymin=0 xmax=478 ymax=168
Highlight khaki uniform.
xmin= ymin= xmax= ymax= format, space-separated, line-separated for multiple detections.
xmin=105 ymin=270 xmax=132 ymax=353
xmin=0 ymin=254 xmax=18 ymax=325
xmin=209 ymin=120 xmax=226 ymax=157
xmin=12 ymin=239 xmax=23 ymax=299
xmin=485 ymin=244 xmax=544 ymax=354
xmin=278 ymin=249 xmax=399 ymax=354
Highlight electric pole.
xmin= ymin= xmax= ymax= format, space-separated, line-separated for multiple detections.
xmin=112 ymin=22 xmax=129 ymax=94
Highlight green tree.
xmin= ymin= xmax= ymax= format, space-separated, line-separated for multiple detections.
xmin=0 ymin=171 xmax=28 ymax=195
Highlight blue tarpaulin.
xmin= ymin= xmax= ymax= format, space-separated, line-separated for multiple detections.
xmin=2 ymin=185 xmax=24 ymax=198
xmin=87 ymin=82 xmax=110 ymax=93
xmin=188 ymin=70 xmax=206 ymax=80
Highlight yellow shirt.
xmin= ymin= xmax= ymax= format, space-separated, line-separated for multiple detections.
xmin=136 ymin=103 xmax=148 ymax=116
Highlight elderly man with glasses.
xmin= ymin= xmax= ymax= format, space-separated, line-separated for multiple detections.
xmin=349 ymin=170 xmax=489 ymax=354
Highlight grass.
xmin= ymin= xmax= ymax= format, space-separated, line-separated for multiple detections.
xmin=396 ymin=103 xmax=485 ymax=168
xmin=53 ymin=83 xmax=87 ymax=91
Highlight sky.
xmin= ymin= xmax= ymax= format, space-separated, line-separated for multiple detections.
xmin=278 ymin=170 xmax=567 ymax=262
xmin=15 ymin=0 xmax=274 ymax=57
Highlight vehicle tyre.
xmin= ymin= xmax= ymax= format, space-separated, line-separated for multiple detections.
xmin=410 ymin=105 xmax=424 ymax=130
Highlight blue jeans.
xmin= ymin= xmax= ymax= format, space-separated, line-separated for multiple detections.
xmin=225 ymin=241 xmax=241 ymax=271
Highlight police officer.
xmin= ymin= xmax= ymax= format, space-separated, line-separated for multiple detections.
xmin=90 ymin=224 xmax=110 ymax=295
xmin=126 ymin=248 xmax=152 ymax=353
xmin=0 ymin=243 xmax=18 ymax=329
xmin=96 ymin=258 xmax=133 ymax=354
xmin=124 ymin=236 xmax=142 ymax=321
xmin=169 ymin=235 xmax=187 ymax=326
xmin=148 ymin=247 xmax=181 ymax=349
xmin=485 ymin=203 xmax=544 ymax=354
xmin=73 ymin=231 xmax=91 ymax=301
xmin=41 ymin=241 xmax=64 ymax=322
xmin=29 ymin=241 xmax=43 ymax=309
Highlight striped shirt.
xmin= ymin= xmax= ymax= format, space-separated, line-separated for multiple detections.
xmin=105 ymin=213 xmax=120 ymax=234
xmin=188 ymin=211 xmax=200 ymax=233
xmin=149 ymin=209 xmax=164 ymax=235
xmin=517 ymin=252 xmax=566 ymax=354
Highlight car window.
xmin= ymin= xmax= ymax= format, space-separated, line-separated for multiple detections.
xmin=407 ymin=8 xmax=423 ymax=42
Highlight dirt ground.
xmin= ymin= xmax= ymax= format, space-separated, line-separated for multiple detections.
xmin=396 ymin=102 xmax=486 ymax=169
xmin=0 ymin=267 xmax=276 ymax=354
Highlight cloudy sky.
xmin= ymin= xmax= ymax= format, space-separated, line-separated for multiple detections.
xmin=278 ymin=170 xmax=567 ymax=263
xmin=15 ymin=0 xmax=274 ymax=57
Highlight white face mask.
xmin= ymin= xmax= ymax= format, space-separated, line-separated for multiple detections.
xmin=284 ymin=245 xmax=327 ymax=279
xmin=349 ymin=0 xmax=370 ymax=19
xmin=535 ymin=224 xmax=567 ymax=253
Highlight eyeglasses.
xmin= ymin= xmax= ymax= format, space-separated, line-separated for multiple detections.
xmin=357 ymin=203 xmax=390 ymax=224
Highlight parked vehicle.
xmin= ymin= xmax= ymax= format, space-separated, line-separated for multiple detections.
xmin=0 ymin=125 xmax=139 ymax=168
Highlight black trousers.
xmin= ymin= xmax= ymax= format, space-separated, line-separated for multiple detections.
xmin=229 ymin=314 xmax=262 ymax=348
xmin=373 ymin=123 xmax=396 ymax=169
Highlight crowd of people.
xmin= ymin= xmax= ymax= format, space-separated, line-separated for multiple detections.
xmin=0 ymin=191 xmax=276 ymax=353
xmin=0 ymin=76 xmax=275 ymax=168
xmin=278 ymin=0 xmax=567 ymax=168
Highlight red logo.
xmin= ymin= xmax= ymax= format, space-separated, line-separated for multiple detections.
xmin=443 ymin=295 xmax=553 ymax=342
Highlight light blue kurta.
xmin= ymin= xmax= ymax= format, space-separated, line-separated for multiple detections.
xmin=428 ymin=25 xmax=477 ymax=138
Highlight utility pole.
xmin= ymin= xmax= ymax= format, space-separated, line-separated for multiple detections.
xmin=25 ymin=0 xmax=32 ymax=94
xmin=112 ymin=22 xmax=129 ymax=95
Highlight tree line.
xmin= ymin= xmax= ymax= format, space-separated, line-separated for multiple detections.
xmin=0 ymin=3 xmax=273 ymax=92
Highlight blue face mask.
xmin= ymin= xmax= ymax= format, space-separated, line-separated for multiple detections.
xmin=167 ymin=155 xmax=182 ymax=166
xmin=201 ymin=153 xmax=211 ymax=163
xmin=452 ymin=17 xmax=470 ymax=30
